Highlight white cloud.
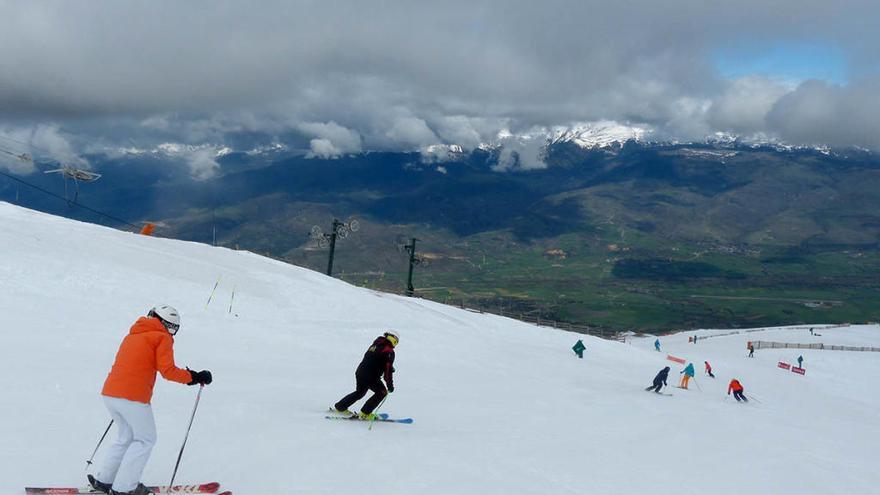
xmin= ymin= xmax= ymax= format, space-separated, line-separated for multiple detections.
xmin=0 ymin=1 xmax=878 ymax=153
xmin=155 ymin=143 xmax=225 ymax=180
xmin=297 ymin=122 xmax=362 ymax=158
xmin=382 ymin=117 xmax=439 ymax=149
xmin=766 ymin=78 xmax=880 ymax=149
xmin=0 ymin=125 xmax=87 ymax=174
xmin=708 ymin=76 xmax=792 ymax=134
xmin=492 ymin=129 xmax=549 ymax=171
xmin=306 ymin=138 xmax=341 ymax=159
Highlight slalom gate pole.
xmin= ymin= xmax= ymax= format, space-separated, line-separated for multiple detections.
xmin=169 ymin=385 xmax=204 ymax=488
xmin=368 ymin=394 xmax=389 ymax=431
xmin=85 ymin=420 xmax=114 ymax=469
xmin=205 ymin=276 xmax=222 ymax=309
xmin=228 ymin=285 xmax=236 ymax=314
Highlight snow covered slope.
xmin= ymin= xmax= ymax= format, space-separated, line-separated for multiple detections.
xmin=1 ymin=202 xmax=878 ymax=495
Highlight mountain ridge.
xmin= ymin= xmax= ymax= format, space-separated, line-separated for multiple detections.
xmin=2 ymin=137 xmax=879 ymax=330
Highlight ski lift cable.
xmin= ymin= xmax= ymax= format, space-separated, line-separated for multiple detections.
xmin=0 ymin=133 xmax=54 ymax=157
xmin=0 ymin=146 xmax=32 ymax=162
xmin=0 ymin=168 xmax=140 ymax=230
xmin=0 ymin=136 xmax=90 ymax=173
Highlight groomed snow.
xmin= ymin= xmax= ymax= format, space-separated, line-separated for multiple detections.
xmin=1 ymin=202 xmax=878 ymax=495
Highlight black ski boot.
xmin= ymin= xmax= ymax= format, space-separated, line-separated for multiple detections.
xmin=87 ymin=475 xmax=112 ymax=494
xmin=110 ymin=483 xmax=154 ymax=495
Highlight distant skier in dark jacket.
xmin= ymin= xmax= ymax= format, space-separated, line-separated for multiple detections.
xmin=748 ymin=343 xmax=755 ymax=358
xmin=646 ymin=366 xmax=670 ymax=393
xmin=331 ymin=331 xmax=399 ymax=420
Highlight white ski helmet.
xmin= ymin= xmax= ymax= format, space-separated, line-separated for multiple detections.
xmin=149 ymin=305 xmax=181 ymax=335
xmin=384 ymin=330 xmax=400 ymax=346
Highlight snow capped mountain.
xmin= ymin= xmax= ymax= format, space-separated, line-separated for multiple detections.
xmin=111 ymin=143 xmax=234 ymax=159
xmin=702 ymin=132 xmax=835 ymax=155
xmin=91 ymin=124 xmax=865 ymax=175
xmin=156 ymin=143 xmax=233 ymax=158
xmin=245 ymin=143 xmax=287 ymax=155
xmin=479 ymin=121 xmax=852 ymax=158
xmin=473 ymin=121 xmax=650 ymax=170
xmin=549 ymin=121 xmax=649 ymax=149
xmin=420 ymin=143 xmax=464 ymax=163
xmin=482 ymin=121 xmax=649 ymax=153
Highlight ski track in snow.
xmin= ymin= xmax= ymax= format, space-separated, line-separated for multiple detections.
xmin=1 ymin=202 xmax=878 ymax=495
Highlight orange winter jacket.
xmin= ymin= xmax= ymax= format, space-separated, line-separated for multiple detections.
xmin=102 ymin=317 xmax=193 ymax=403
xmin=728 ymin=379 xmax=744 ymax=393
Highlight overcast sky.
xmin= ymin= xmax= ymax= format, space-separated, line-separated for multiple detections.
xmin=1 ymin=0 xmax=878 ymax=170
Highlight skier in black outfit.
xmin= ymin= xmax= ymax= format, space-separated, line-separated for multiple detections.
xmin=646 ymin=366 xmax=670 ymax=393
xmin=331 ymin=330 xmax=399 ymax=420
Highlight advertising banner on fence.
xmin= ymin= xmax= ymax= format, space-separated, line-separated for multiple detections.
xmin=791 ymin=367 xmax=806 ymax=375
xmin=667 ymin=354 xmax=686 ymax=364
xmin=778 ymin=361 xmax=791 ymax=370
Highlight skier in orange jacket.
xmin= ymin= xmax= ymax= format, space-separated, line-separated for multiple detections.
xmin=89 ymin=306 xmax=213 ymax=495
xmin=728 ymin=378 xmax=748 ymax=402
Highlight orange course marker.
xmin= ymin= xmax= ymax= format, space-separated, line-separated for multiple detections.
xmin=140 ymin=223 xmax=156 ymax=236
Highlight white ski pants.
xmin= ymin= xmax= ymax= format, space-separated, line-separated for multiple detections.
xmin=96 ymin=396 xmax=157 ymax=492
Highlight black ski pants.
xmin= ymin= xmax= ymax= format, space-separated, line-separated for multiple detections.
xmin=649 ymin=379 xmax=665 ymax=393
xmin=335 ymin=373 xmax=387 ymax=414
xmin=733 ymin=390 xmax=747 ymax=402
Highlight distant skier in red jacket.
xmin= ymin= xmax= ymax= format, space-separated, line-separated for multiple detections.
xmin=704 ymin=361 xmax=715 ymax=378
xmin=728 ymin=379 xmax=748 ymax=402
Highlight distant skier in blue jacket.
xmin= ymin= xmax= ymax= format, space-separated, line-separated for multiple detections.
xmin=646 ymin=366 xmax=670 ymax=393
xmin=654 ymin=339 xmax=661 ymax=352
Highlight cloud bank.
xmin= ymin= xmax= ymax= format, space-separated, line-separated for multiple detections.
xmin=0 ymin=0 xmax=878 ymax=173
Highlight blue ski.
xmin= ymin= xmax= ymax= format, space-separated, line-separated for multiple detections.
xmin=324 ymin=413 xmax=413 ymax=424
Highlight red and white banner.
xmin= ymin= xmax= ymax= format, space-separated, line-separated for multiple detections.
xmin=778 ymin=361 xmax=791 ymax=370
xmin=791 ymin=366 xmax=806 ymax=375
xmin=666 ymin=354 xmax=686 ymax=364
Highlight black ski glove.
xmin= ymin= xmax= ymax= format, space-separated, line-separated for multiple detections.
xmin=187 ymin=368 xmax=213 ymax=386
xmin=387 ymin=383 xmax=395 ymax=393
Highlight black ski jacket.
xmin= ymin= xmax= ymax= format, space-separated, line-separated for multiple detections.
xmin=355 ymin=336 xmax=396 ymax=388
xmin=653 ymin=367 xmax=670 ymax=386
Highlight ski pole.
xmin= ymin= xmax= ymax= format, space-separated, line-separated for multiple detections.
xmin=205 ymin=276 xmax=222 ymax=309
xmin=692 ymin=376 xmax=703 ymax=392
xmin=85 ymin=420 xmax=114 ymax=469
xmin=369 ymin=393 xmax=389 ymax=431
xmin=169 ymin=385 xmax=204 ymax=488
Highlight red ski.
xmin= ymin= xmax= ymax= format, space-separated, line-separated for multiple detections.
xmin=25 ymin=481 xmax=221 ymax=494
